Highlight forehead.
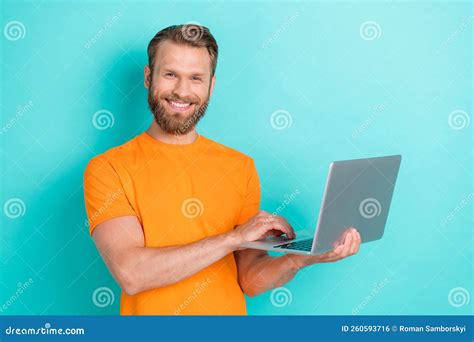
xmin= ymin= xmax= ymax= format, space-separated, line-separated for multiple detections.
xmin=153 ymin=40 xmax=211 ymax=74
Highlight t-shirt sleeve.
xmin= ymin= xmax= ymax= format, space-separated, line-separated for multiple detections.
xmin=236 ymin=157 xmax=261 ymax=225
xmin=83 ymin=155 xmax=137 ymax=235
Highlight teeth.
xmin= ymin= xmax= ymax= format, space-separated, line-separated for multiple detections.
xmin=170 ymin=100 xmax=190 ymax=108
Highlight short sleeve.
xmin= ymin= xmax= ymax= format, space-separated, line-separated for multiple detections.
xmin=83 ymin=155 xmax=137 ymax=235
xmin=236 ymin=157 xmax=261 ymax=225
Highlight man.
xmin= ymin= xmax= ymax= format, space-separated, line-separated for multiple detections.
xmin=83 ymin=24 xmax=361 ymax=315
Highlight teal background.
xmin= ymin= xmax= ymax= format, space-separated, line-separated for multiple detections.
xmin=1 ymin=0 xmax=472 ymax=315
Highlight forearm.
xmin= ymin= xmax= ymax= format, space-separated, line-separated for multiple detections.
xmin=116 ymin=231 xmax=239 ymax=295
xmin=239 ymin=253 xmax=301 ymax=297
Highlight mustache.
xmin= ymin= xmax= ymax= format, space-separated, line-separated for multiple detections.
xmin=161 ymin=94 xmax=199 ymax=105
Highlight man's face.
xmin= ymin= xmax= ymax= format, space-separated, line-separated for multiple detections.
xmin=145 ymin=40 xmax=215 ymax=135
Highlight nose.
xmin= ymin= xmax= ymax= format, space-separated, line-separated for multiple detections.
xmin=173 ymin=78 xmax=191 ymax=100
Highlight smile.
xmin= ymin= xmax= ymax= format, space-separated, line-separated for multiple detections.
xmin=166 ymin=99 xmax=194 ymax=112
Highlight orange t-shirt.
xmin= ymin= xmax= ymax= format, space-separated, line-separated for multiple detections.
xmin=83 ymin=131 xmax=260 ymax=315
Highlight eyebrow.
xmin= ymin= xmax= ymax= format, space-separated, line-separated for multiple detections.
xmin=160 ymin=68 xmax=206 ymax=77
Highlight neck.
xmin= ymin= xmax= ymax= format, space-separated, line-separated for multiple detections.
xmin=146 ymin=121 xmax=198 ymax=145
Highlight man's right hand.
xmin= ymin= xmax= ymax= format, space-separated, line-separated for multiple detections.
xmin=231 ymin=210 xmax=296 ymax=246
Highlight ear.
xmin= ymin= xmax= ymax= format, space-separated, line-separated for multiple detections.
xmin=144 ymin=65 xmax=151 ymax=89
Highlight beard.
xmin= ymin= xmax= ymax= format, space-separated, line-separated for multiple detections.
xmin=147 ymin=88 xmax=209 ymax=136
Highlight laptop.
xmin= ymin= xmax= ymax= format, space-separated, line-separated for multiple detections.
xmin=240 ymin=155 xmax=402 ymax=255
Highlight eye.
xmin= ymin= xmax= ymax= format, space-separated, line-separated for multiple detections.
xmin=191 ymin=76 xmax=202 ymax=81
xmin=165 ymin=72 xmax=176 ymax=78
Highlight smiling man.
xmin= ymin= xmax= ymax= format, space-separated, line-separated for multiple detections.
xmin=83 ymin=24 xmax=361 ymax=315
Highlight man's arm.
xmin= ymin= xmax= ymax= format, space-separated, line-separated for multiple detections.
xmin=235 ymin=226 xmax=361 ymax=297
xmin=92 ymin=211 xmax=295 ymax=296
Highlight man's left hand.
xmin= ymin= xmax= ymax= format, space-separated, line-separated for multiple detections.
xmin=288 ymin=227 xmax=361 ymax=269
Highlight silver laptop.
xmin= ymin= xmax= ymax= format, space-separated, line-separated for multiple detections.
xmin=241 ymin=155 xmax=402 ymax=255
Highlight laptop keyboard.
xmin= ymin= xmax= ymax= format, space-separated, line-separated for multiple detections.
xmin=274 ymin=238 xmax=314 ymax=252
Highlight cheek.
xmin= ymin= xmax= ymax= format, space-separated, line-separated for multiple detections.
xmin=152 ymin=86 xmax=170 ymax=100
xmin=151 ymin=78 xmax=174 ymax=96
xmin=193 ymin=86 xmax=210 ymax=102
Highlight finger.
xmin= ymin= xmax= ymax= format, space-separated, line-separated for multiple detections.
xmin=257 ymin=221 xmax=292 ymax=238
xmin=275 ymin=216 xmax=296 ymax=239
xmin=351 ymin=232 xmax=361 ymax=254
xmin=322 ymin=233 xmax=356 ymax=261
xmin=264 ymin=229 xmax=284 ymax=237
xmin=254 ymin=210 xmax=269 ymax=219
xmin=272 ymin=222 xmax=294 ymax=238
xmin=348 ymin=233 xmax=357 ymax=254
xmin=337 ymin=228 xmax=352 ymax=246
xmin=316 ymin=242 xmax=349 ymax=262
xmin=320 ymin=244 xmax=344 ymax=260
xmin=260 ymin=216 xmax=295 ymax=239
xmin=256 ymin=210 xmax=270 ymax=219
xmin=256 ymin=215 xmax=274 ymax=225
xmin=341 ymin=232 xmax=353 ymax=257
